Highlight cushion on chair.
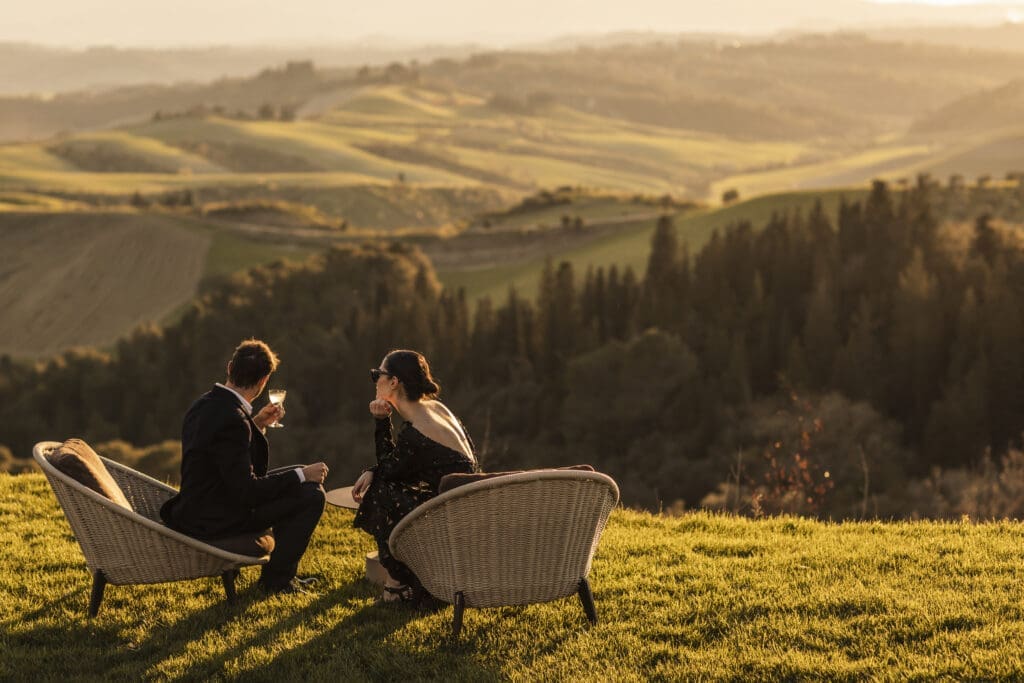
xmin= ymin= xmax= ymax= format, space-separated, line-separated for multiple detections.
xmin=206 ymin=530 xmax=275 ymax=557
xmin=438 ymin=465 xmax=595 ymax=494
xmin=49 ymin=438 xmax=132 ymax=510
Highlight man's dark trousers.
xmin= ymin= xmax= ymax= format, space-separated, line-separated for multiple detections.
xmin=249 ymin=480 xmax=326 ymax=589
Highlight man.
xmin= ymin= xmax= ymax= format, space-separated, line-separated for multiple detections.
xmin=160 ymin=339 xmax=328 ymax=594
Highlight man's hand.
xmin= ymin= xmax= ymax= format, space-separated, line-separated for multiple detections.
xmin=302 ymin=462 xmax=329 ymax=485
xmin=352 ymin=470 xmax=373 ymax=502
xmin=369 ymin=399 xmax=392 ymax=419
xmin=252 ymin=403 xmax=284 ymax=430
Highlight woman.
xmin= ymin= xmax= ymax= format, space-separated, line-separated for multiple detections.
xmin=351 ymin=349 xmax=477 ymax=604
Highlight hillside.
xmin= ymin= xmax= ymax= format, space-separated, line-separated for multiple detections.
xmin=0 ymin=83 xmax=811 ymax=204
xmin=0 ymin=43 xmax=485 ymax=97
xmin=8 ymin=34 xmax=1024 ymax=145
xmin=5 ymin=472 xmax=1024 ymax=680
xmin=436 ymin=189 xmax=864 ymax=302
xmin=910 ymin=79 xmax=1024 ymax=139
xmin=6 ymin=37 xmax=1024 ymax=216
xmin=0 ymin=212 xmax=314 ymax=359
xmin=0 ymin=212 xmax=208 ymax=358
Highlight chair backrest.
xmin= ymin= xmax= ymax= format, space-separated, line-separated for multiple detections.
xmin=33 ymin=441 xmax=146 ymax=574
xmin=33 ymin=441 xmax=268 ymax=582
xmin=390 ymin=469 xmax=619 ymax=608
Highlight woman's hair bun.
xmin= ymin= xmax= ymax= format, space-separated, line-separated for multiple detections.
xmin=384 ymin=349 xmax=441 ymax=401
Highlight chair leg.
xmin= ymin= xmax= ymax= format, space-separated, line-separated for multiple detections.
xmin=578 ymin=578 xmax=597 ymax=625
xmin=452 ymin=591 xmax=465 ymax=638
xmin=88 ymin=570 xmax=107 ymax=617
xmin=222 ymin=569 xmax=238 ymax=605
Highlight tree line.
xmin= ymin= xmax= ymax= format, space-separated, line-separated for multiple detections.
xmin=4 ymin=179 xmax=1024 ymax=518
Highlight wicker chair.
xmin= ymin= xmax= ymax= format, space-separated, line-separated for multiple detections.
xmin=389 ymin=469 xmax=619 ymax=636
xmin=33 ymin=441 xmax=270 ymax=616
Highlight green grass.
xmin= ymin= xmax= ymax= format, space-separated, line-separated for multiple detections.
xmin=0 ymin=85 xmax=825 ymax=212
xmin=709 ymin=144 xmax=935 ymax=201
xmin=201 ymin=228 xmax=319 ymax=278
xmin=6 ymin=472 xmax=1024 ymax=680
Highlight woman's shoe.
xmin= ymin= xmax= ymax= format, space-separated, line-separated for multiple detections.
xmin=378 ymin=583 xmax=417 ymax=605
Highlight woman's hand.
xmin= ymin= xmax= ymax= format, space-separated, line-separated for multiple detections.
xmin=352 ymin=470 xmax=374 ymax=502
xmin=369 ymin=399 xmax=392 ymax=419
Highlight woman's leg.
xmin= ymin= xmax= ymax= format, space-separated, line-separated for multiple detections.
xmin=375 ymin=537 xmax=419 ymax=588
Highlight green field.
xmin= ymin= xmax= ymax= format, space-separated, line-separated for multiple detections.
xmin=437 ymin=189 xmax=867 ymax=302
xmin=5 ymin=471 xmax=1024 ymax=680
xmin=0 ymin=84 xmax=817 ymax=221
xmin=0 ymin=211 xmax=322 ymax=359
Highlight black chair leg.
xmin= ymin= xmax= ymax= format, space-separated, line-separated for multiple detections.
xmin=88 ymin=570 xmax=107 ymax=617
xmin=222 ymin=569 xmax=238 ymax=605
xmin=452 ymin=591 xmax=465 ymax=638
xmin=578 ymin=578 xmax=597 ymax=625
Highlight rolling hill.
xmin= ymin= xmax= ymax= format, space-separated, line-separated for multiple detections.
xmin=910 ymin=79 xmax=1024 ymax=139
xmin=5 ymin=34 xmax=1024 ymax=361
xmin=6 ymin=34 xmax=1024 ymax=221
xmin=0 ymin=189 xmax=864 ymax=359
xmin=0 ymin=211 xmax=317 ymax=359
xmin=8 ymin=34 xmax=1024 ymax=144
xmin=435 ymin=188 xmax=867 ymax=302
xmin=0 ymin=83 xmax=814 ymax=207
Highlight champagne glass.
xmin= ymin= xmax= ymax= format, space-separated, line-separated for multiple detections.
xmin=267 ymin=389 xmax=286 ymax=428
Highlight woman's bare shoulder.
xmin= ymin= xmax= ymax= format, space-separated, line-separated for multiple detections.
xmin=422 ymin=399 xmax=457 ymax=421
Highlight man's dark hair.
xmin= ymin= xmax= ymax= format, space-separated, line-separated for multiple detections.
xmin=227 ymin=339 xmax=280 ymax=388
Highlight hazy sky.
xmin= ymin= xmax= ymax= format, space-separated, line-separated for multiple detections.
xmin=4 ymin=0 xmax=1024 ymax=47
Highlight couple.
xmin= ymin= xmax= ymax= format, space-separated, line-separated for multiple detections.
xmin=159 ymin=339 xmax=477 ymax=602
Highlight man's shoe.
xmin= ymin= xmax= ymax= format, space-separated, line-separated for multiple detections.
xmin=258 ymin=578 xmax=311 ymax=596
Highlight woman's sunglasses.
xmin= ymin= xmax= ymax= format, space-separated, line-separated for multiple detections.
xmin=370 ymin=368 xmax=392 ymax=382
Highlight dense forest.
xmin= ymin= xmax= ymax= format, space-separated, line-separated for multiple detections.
xmin=4 ymin=179 xmax=1024 ymax=519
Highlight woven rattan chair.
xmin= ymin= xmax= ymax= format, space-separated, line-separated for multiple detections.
xmin=389 ymin=469 xmax=619 ymax=636
xmin=33 ymin=441 xmax=269 ymax=616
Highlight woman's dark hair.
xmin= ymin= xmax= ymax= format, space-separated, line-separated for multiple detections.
xmin=383 ymin=349 xmax=440 ymax=401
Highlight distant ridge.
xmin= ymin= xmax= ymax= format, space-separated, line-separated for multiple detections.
xmin=910 ymin=79 xmax=1024 ymax=137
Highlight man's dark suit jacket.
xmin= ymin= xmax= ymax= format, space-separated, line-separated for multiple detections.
xmin=160 ymin=385 xmax=302 ymax=538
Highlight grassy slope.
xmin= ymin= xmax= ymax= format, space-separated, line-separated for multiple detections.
xmin=0 ymin=212 xmax=209 ymax=358
xmin=10 ymin=80 xmax=1014 ymax=239
xmin=0 ymin=85 xmax=813 ymax=210
xmin=710 ymin=127 xmax=1024 ymax=202
xmin=438 ymin=189 xmax=866 ymax=302
xmin=0 ymin=211 xmax=322 ymax=359
xmin=5 ymin=472 xmax=1024 ymax=680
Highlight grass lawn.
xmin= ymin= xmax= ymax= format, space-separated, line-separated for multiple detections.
xmin=5 ymin=472 xmax=1024 ymax=680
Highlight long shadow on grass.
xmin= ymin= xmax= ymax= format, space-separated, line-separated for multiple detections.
xmin=5 ymin=570 xmax=508 ymax=680
xmin=3 ymin=575 xmax=267 ymax=679
xmin=1 ymin=586 xmax=87 ymax=625
xmin=143 ymin=579 xmax=504 ymax=681
xmin=262 ymin=595 xmax=506 ymax=682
